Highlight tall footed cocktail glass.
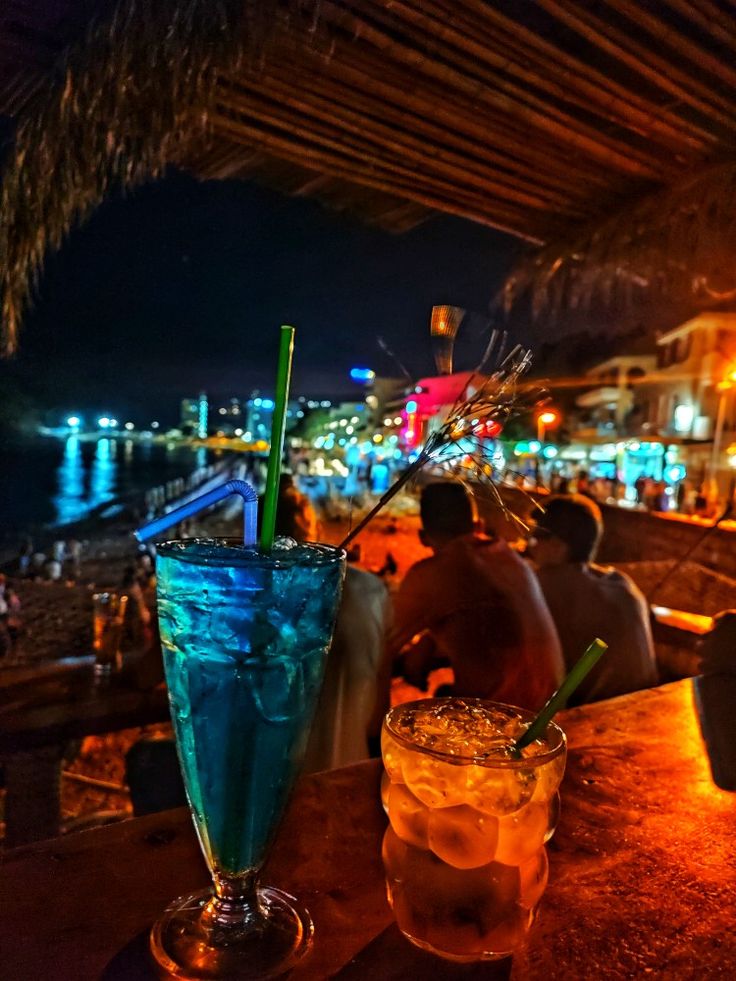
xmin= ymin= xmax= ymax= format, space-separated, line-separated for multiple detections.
xmin=150 ymin=537 xmax=345 ymax=980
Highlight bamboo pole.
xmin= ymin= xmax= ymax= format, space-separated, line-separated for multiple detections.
xmin=313 ymin=2 xmax=667 ymax=178
xmin=369 ymin=0 xmax=685 ymax=175
xmin=239 ymin=65 xmax=595 ymax=210
xmin=261 ymin=38 xmax=639 ymax=198
xmin=213 ymin=99 xmax=546 ymax=229
xmin=602 ymin=0 xmax=736 ymax=94
xmin=311 ymin=41 xmax=663 ymax=196
xmin=537 ymin=0 xmax=736 ymax=130
xmin=218 ymin=77 xmax=586 ymax=216
xmin=429 ymin=0 xmax=715 ymax=152
xmin=660 ymin=0 xmax=736 ymax=47
xmin=210 ymin=111 xmax=545 ymax=240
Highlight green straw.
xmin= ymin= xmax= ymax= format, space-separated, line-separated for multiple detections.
xmin=259 ymin=325 xmax=295 ymax=552
xmin=514 ymin=638 xmax=608 ymax=752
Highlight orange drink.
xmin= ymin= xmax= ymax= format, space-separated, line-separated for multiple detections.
xmin=381 ymin=698 xmax=566 ymax=961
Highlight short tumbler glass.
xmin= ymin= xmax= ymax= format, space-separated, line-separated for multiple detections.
xmin=381 ymin=698 xmax=566 ymax=962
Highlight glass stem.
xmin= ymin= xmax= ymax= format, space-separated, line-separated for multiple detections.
xmin=202 ymin=870 xmax=265 ymax=935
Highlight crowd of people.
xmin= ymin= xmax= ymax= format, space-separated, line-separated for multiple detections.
xmin=546 ymin=467 xmax=718 ymax=518
xmin=14 ymin=536 xmax=83 ymax=583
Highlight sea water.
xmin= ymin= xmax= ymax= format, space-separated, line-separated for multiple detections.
xmin=156 ymin=538 xmax=345 ymax=875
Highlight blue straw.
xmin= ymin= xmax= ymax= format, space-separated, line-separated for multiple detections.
xmin=135 ymin=479 xmax=258 ymax=545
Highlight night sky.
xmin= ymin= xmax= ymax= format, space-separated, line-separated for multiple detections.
xmin=7 ymin=169 xmax=527 ymax=426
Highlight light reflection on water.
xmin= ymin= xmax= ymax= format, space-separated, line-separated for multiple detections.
xmin=53 ymin=436 xmax=87 ymax=525
xmin=88 ymin=437 xmax=116 ymax=512
xmin=50 ymin=435 xmax=210 ymax=527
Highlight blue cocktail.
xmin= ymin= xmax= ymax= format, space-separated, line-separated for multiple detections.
xmin=150 ymin=537 xmax=345 ymax=979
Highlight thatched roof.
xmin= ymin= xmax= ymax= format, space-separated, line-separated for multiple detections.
xmin=3 ymin=1 xmax=736 ymax=350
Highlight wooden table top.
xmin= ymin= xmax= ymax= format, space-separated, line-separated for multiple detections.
xmin=0 ymin=658 xmax=170 ymax=753
xmin=2 ymin=679 xmax=735 ymax=980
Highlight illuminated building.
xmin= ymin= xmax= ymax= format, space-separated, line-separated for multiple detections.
xmin=180 ymin=393 xmax=208 ymax=437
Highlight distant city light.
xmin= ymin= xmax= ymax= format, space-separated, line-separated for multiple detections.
xmin=321 ymin=400 xmax=332 ymax=408
xmin=393 ymin=416 xmax=402 ymax=425
xmin=234 ymin=428 xmax=243 ymax=437
xmin=350 ymin=367 xmax=376 ymax=384
xmin=67 ymin=416 xmax=81 ymax=428
xmin=219 ymin=407 xmax=227 ymax=415
xmin=254 ymin=398 xmax=262 ymax=407
xmin=151 ymin=421 xmax=160 ymax=429
xmin=124 ymin=422 xmax=134 ymax=431
xmin=109 ymin=419 xmax=118 ymax=428
xmin=542 ymin=445 xmax=559 ymax=459
xmin=261 ymin=398 xmax=275 ymax=410
xmin=528 ymin=440 xmax=542 ymax=453
xmin=405 ymin=400 xmax=418 ymax=414
xmin=97 ymin=417 xmax=110 ymax=428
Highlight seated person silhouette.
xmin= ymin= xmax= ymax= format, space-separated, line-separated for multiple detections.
xmin=528 ymin=494 xmax=658 ymax=705
xmin=387 ymin=481 xmax=563 ymax=711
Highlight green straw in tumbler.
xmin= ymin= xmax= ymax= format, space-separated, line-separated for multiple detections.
xmin=259 ymin=325 xmax=295 ymax=552
xmin=514 ymin=638 xmax=608 ymax=752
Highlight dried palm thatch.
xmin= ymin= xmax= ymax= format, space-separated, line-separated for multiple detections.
xmin=0 ymin=0 xmax=282 ymax=353
xmin=498 ymin=160 xmax=736 ymax=322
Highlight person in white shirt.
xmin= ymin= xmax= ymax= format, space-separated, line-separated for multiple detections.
xmin=528 ymin=494 xmax=658 ymax=705
xmin=302 ymin=565 xmax=391 ymax=773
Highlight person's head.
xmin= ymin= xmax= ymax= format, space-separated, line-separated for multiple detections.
xmin=419 ymin=481 xmax=478 ymax=550
xmin=529 ymin=494 xmax=603 ymax=568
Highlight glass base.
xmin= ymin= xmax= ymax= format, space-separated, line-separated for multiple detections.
xmin=150 ymin=886 xmax=313 ymax=980
xmin=403 ymin=931 xmax=513 ymax=963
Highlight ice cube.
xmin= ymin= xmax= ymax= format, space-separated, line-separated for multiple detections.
xmin=427 ymin=803 xmax=498 ymax=869
xmin=248 ymin=657 xmax=306 ymax=722
xmin=466 ymin=762 xmax=537 ymax=816
xmin=388 ymin=782 xmax=430 ymax=848
xmin=381 ymin=730 xmax=405 ymax=783
xmin=494 ymin=801 xmax=548 ymax=866
xmin=402 ymin=753 xmax=468 ymax=809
